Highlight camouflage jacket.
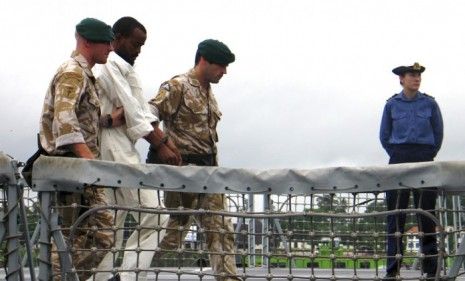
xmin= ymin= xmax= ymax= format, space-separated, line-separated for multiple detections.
xmin=39 ymin=51 xmax=101 ymax=157
xmin=149 ymin=69 xmax=222 ymax=155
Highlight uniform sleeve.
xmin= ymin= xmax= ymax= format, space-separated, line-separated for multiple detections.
xmin=99 ymin=61 xmax=156 ymax=142
xmin=53 ymin=72 xmax=86 ymax=148
xmin=148 ymin=79 xmax=183 ymax=122
xmin=379 ymin=102 xmax=393 ymax=156
xmin=431 ymin=100 xmax=444 ymax=155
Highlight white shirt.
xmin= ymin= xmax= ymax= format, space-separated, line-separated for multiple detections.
xmin=97 ymin=52 xmax=158 ymax=164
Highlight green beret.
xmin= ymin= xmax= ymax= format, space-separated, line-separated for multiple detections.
xmin=197 ymin=39 xmax=235 ymax=65
xmin=392 ymin=62 xmax=425 ymax=75
xmin=76 ymin=18 xmax=114 ymax=43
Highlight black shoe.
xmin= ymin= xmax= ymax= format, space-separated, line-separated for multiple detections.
xmin=107 ymin=273 xmax=120 ymax=281
xmin=381 ymin=273 xmax=397 ymax=281
xmin=426 ymin=273 xmax=438 ymax=280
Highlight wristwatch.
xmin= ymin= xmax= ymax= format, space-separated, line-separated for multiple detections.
xmin=160 ymin=135 xmax=169 ymax=144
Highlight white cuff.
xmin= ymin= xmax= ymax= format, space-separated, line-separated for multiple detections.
xmin=127 ymin=122 xmax=154 ymax=142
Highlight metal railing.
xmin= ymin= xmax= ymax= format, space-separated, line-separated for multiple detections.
xmin=3 ymin=152 xmax=465 ymax=280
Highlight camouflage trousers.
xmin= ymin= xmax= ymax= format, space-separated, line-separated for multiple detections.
xmin=51 ymin=187 xmax=114 ymax=281
xmin=159 ymin=192 xmax=240 ymax=281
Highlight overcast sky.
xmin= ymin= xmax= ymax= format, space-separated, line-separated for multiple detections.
xmin=1 ymin=0 xmax=465 ymax=170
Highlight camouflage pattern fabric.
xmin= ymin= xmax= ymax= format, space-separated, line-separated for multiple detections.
xmin=40 ymin=51 xmax=101 ymax=157
xmin=51 ymin=187 xmax=114 ymax=281
xmin=151 ymin=69 xmax=239 ymax=281
xmin=160 ymin=192 xmax=239 ymax=281
xmin=40 ymin=51 xmax=114 ymax=280
xmin=148 ymin=69 xmax=222 ymax=155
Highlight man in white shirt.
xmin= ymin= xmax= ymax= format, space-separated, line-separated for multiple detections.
xmin=92 ymin=17 xmax=181 ymax=281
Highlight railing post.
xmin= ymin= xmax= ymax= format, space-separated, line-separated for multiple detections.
xmin=38 ymin=191 xmax=52 ymax=281
xmin=262 ymin=194 xmax=269 ymax=268
xmin=447 ymin=234 xmax=465 ymax=281
xmin=17 ymin=179 xmax=37 ymax=281
xmin=247 ymin=194 xmax=255 ymax=267
xmin=5 ymin=159 xmax=25 ymax=281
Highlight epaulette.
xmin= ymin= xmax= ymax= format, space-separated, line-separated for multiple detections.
xmin=423 ymin=93 xmax=435 ymax=99
xmin=386 ymin=93 xmax=397 ymax=102
xmin=160 ymin=81 xmax=170 ymax=91
xmin=160 ymin=75 xmax=182 ymax=91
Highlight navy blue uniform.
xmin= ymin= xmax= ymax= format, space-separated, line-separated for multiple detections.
xmin=380 ymin=91 xmax=443 ymax=157
xmin=379 ymin=91 xmax=443 ymax=276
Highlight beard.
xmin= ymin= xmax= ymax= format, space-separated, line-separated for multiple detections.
xmin=116 ymin=50 xmax=136 ymax=66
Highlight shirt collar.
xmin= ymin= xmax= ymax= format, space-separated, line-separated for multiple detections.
xmin=187 ymin=68 xmax=201 ymax=88
xmin=397 ymin=91 xmax=424 ymax=101
xmin=187 ymin=69 xmax=213 ymax=99
xmin=71 ymin=51 xmax=94 ymax=79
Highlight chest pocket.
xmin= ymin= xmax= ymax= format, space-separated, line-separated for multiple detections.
xmin=171 ymin=88 xmax=207 ymax=134
xmin=416 ymin=109 xmax=432 ymax=119
xmin=210 ymin=108 xmax=221 ymax=142
xmin=87 ymin=85 xmax=100 ymax=109
xmin=183 ymin=89 xmax=208 ymax=115
xmin=392 ymin=110 xmax=407 ymax=120
xmin=78 ymin=84 xmax=100 ymax=134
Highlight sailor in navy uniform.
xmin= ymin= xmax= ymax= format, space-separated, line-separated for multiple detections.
xmin=379 ymin=62 xmax=443 ymax=280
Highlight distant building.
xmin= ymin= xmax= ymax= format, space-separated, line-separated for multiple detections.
xmin=406 ymin=226 xmax=421 ymax=252
xmin=406 ymin=225 xmax=443 ymax=253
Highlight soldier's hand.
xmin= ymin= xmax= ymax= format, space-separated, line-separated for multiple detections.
xmin=165 ymin=139 xmax=182 ymax=165
xmin=157 ymin=145 xmax=179 ymax=165
xmin=111 ymin=107 xmax=125 ymax=127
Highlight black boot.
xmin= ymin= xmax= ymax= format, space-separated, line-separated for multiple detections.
xmin=381 ymin=273 xmax=397 ymax=281
xmin=107 ymin=273 xmax=120 ymax=281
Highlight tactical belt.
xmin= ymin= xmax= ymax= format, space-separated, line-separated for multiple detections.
xmin=147 ymin=145 xmax=216 ymax=166
xmin=181 ymin=153 xmax=216 ymax=166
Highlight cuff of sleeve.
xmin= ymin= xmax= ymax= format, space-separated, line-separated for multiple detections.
xmin=144 ymin=113 xmax=159 ymax=124
xmin=55 ymin=132 xmax=86 ymax=149
xmin=127 ymin=122 xmax=154 ymax=142
xmin=432 ymin=147 xmax=440 ymax=158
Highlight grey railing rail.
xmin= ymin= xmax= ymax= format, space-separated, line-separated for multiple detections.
xmin=2 ymin=154 xmax=465 ymax=280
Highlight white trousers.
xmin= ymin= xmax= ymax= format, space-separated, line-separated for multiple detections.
xmin=88 ymin=187 xmax=168 ymax=281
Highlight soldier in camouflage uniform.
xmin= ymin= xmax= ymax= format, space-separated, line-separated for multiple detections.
xmin=147 ymin=39 xmax=239 ymax=281
xmin=39 ymin=18 xmax=120 ymax=281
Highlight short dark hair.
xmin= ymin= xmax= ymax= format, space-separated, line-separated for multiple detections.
xmin=113 ymin=16 xmax=146 ymax=37
xmin=194 ymin=51 xmax=218 ymax=65
xmin=195 ymin=51 xmax=202 ymax=65
xmin=399 ymin=72 xmax=421 ymax=85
